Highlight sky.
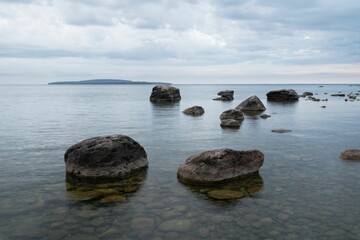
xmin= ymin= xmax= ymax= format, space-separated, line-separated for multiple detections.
xmin=0 ymin=0 xmax=359 ymax=84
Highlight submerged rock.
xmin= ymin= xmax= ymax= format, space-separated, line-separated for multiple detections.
xmin=65 ymin=135 xmax=148 ymax=181
xmin=340 ymin=149 xmax=360 ymax=160
xmin=266 ymin=89 xmax=299 ymax=101
xmin=271 ymin=129 xmax=292 ymax=133
xmin=213 ymin=90 xmax=234 ymax=101
xmin=177 ymin=148 xmax=264 ymax=185
xmin=207 ymin=189 xmax=245 ymax=200
xmin=235 ymin=95 xmax=266 ymax=111
xmin=300 ymin=92 xmax=314 ymax=97
xmin=260 ymin=114 xmax=271 ymax=119
xmin=330 ymin=93 xmax=345 ymax=97
xmin=149 ymin=85 xmax=181 ymax=102
xmin=182 ymin=106 xmax=205 ymax=116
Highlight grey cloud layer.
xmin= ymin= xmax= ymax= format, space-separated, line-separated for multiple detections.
xmin=0 ymin=0 xmax=359 ymax=83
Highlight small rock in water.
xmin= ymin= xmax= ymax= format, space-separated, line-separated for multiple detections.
xmin=99 ymin=194 xmax=126 ymax=204
xmin=266 ymin=89 xmax=299 ymax=101
xmin=321 ymin=106 xmax=326 ymax=108
xmin=131 ymin=216 xmax=155 ymax=231
xmin=207 ymin=189 xmax=245 ymax=200
xmin=149 ymin=85 xmax=181 ymax=102
xmin=220 ymin=119 xmax=241 ymax=128
xmin=236 ymin=95 xmax=266 ymax=111
xmin=340 ymin=149 xmax=360 ymax=160
xmin=159 ymin=219 xmax=194 ymax=232
xmin=182 ymin=106 xmax=205 ymax=116
xmin=177 ymin=148 xmax=264 ymax=185
xmin=260 ymin=114 xmax=271 ymax=119
xmin=271 ymin=129 xmax=292 ymax=133
xmin=213 ymin=90 xmax=234 ymax=101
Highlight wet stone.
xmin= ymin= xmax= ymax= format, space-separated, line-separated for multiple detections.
xmin=271 ymin=129 xmax=292 ymax=133
xmin=131 ymin=216 xmax=155 ymax=231
xmin=99 ymin=194 xmax=126 ymax=204
xmin=123 ymin=185 xmax=139 ymax=193
xmin=207 ymin=189 xmax=245 ymax=200
xmin=48 ymin=229 xmax=68 ymax=240
xmin=159 ymin=218 xmax=194 ymax=232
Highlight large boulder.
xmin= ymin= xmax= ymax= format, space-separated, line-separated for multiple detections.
xmin=266 ymin=89 xmax=299 ymax=101
xmin=183 ymin=106 xmax=205 ymax=116
xmin=235 ymin=96 xmax=266 ymax=111
xmin=177 ymin=148 xmax=264 ymax=185
xmin=150 ymin=85 xmax=181 ymax=102
xmin=219 ymin=109 xmax=244 ymax=128
xmin=65 ymin=135 xmax=148 ymax=181
xmin=213 ymin=90 xmax=234 ymax=101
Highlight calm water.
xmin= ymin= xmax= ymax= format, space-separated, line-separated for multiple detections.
xmin=0 ymin=84 xmax=359 ymax=240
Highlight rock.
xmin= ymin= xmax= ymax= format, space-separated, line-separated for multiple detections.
xmin=220 ymin=119 xmax=241 ymax=128
xmin=330 ymin=94 xmax=345 ymax=97
xmin=321 ymin=106 xmax=326 ymax=108
xmin=182 ymin=106 xmax=205 ymax=116
xmin=220 ymin=109 xmax=244 ymax=121
xmin=213 ymin=90 xmax=234 ymax=101
xmin=131 ymin=216 xmax=155 ymax=231
xmin=266 ymin=89 xmax=299 ymax=101
xmin=207 ymin=189 xmax=245 ymax=200
xmin=99 ymin=194 xmax=126 ymax=203
xmin=271 ymin=129 xmax=292 ymax=133
xmin=260 ymin=114 xmax=271 ymax=119
xmin=219 ymin=109 xmax=244 ymax=128
xmin=149 ymin=85 xmax=181 ymax=102
xmin=235 ymin=95 xmax=266 ymax=111
xmin=65 ymin=135 xmax=148 ymax=181
xmin=159 ymin=219 xmax=194 ymax=232
xmin=340 ymin=149 xmax=360 ymax=160
xmin=300 ymin=92 xmax=313 ymax=97
xmin=177 ymin=148 xmax=264 ymax=185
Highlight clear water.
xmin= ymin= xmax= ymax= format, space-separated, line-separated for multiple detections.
xmin=0 ymin=84 xmax=359 ymax=240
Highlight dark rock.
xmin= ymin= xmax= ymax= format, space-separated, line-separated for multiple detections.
xmin=330 ymin=94 xmax=345 ymax=97
xmin=266 ymin=89 xmax=299 ymax=101
xmin=260 ymin=114 xmax=271 ymax=119
xmin=149 ymin=85 xmax=181 ymax=102
xmin=177 ymin=148 xmax=264 ymax=185
xmin=271 ymin=129 xmax=292 ymax=133
xmin=213 ymin=90 xmax=234 ymax=101
xmin=340 ymin=149 xmax=360 ymax=160
xmin=183 ymin=106 xmax=204 ymax=116
xmin=65 ymin=135 xmax=148 ymax=181
xmin=235 ymin=95 xmax=266 ymax=111
xmin=220 ymin=119 xmax=241 ymax=128
xmin=219 ymin=109 xmax=244 ymax=128
xmin=345 ymin=99 xmax=348 ymax=102
xmin=321 ymin=106 xmax=326 ymax=108
xmin=300 ymin=92 xmax=313 ymax=97
xmin=220 ymin=109 xmax=244 ymax=121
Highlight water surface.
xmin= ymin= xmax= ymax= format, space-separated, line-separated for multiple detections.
xmin=0 ymin=84 xmax=359 ymax=239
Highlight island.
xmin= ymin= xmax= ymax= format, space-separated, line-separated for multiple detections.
xmin=48 ymin=79 xmax=170 ymax=85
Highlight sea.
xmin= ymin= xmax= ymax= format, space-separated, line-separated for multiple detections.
xmin=0 ymin=84 xmax=359 ymax=240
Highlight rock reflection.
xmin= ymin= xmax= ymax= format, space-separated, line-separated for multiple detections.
xmin=65 ymin=169 xmax=147 ymax=204
xmin=181 ymin=173 xmax=264 ymax=201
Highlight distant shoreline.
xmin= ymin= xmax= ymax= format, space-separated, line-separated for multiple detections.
xmin=48 ymin=79 xmax=170 ymax=85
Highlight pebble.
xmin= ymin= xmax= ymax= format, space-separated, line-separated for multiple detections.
xmin=159 ymin=218 xmax=194 ymax=232
xmin=131 ymin=216 xmax=155 ymax=231
xmin=207 ymin=189 xmax=245 ymax=200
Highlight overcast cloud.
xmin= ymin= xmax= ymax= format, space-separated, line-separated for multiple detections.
xmin=0 ymin=0 xmax=359 ymax=84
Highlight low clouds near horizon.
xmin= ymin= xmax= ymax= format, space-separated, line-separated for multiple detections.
xmin=0 ymin=0 xmax=359 ymax=84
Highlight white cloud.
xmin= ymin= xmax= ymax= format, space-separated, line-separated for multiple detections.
xmin=0 ymin=0 xmax=359 ymax=83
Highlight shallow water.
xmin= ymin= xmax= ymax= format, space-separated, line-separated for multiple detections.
xmin=0 ymin=84 xmax=359 ymax=240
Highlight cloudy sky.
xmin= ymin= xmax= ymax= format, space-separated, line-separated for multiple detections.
xmin=0 ymin=0 xmax=359 ymax=84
